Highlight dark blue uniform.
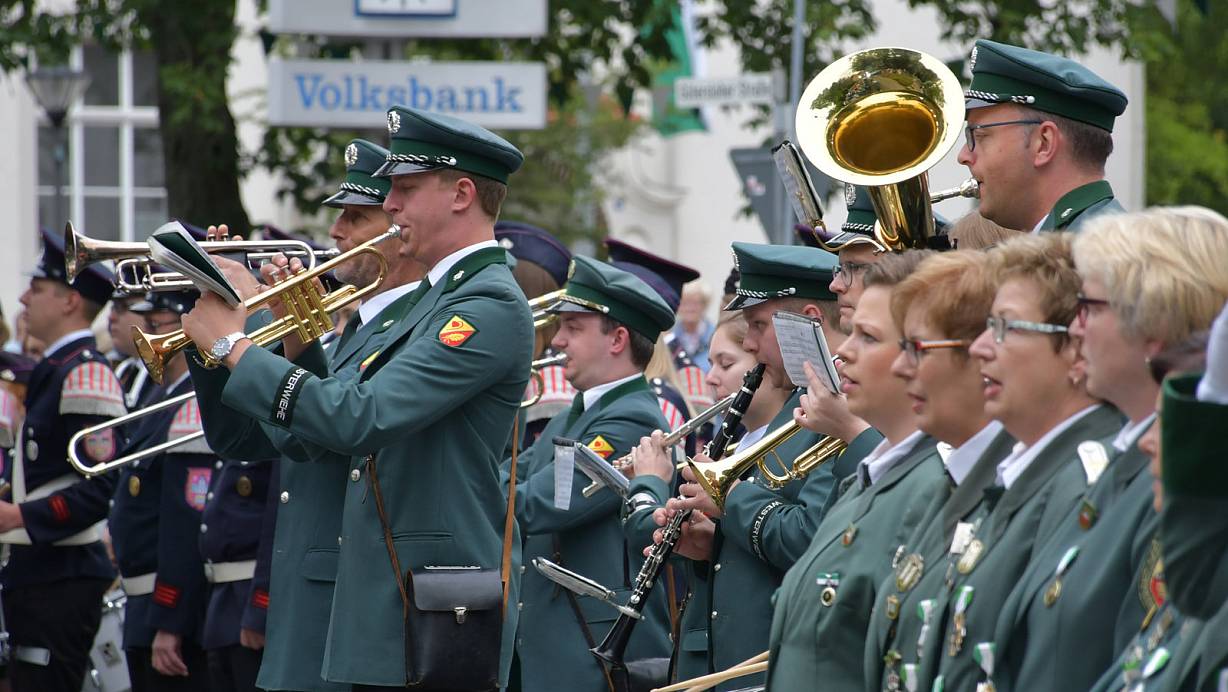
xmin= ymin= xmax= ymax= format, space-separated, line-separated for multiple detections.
xmin=1 ymin=334 xmax=126 ymax=692
xmin=199 ymin=457 xmax=275 ymax=692
xmin=109 ymin=375 xmax=213 ymax=692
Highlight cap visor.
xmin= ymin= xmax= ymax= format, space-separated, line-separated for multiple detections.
xmin=323 ymin=190 xmax=383 ymax=208
xmin=820 ymin=231 xmax=885 ymax=253
xmin=723 ymin=294 xmax=767 ymax=312
xmin=548 ymin=301 xmax=600 ymax=316
xmin=964 ymin=96 xmax=995 ymax=109
xmin=372 ymin=160 xmax=444 ymax=178
xmin=129 ymin=300 xmax=156 ymax=313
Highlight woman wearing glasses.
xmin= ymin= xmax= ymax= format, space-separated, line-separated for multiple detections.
xmin=765 ymin=252 xmax=944 ymax=691
xmin=991 ymin=207 xmax=1228 ymax=692
xmin=865 ymin=250 xmax=1018 ymax=691
xmin=918 ymin=233 xmax=1124 ymax=692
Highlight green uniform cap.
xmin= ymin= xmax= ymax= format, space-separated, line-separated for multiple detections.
xmin=374 ymin=105 xmax=524 ymax=184
xmin=323 ymin=139 xmax=392 ymax=208
xmin=725 ymin=242 xmax=839 ymax=311
xmin=814 ymin=184 xmax=886 ymax=252
xmin=551 ymin=256 xmax=675 ymax=340
xmin=965 ymin=39 xmax=1127 ymax=132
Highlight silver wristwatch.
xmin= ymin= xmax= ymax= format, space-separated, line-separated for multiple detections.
xmin=209 ymin=331 xmax=248 ymax=361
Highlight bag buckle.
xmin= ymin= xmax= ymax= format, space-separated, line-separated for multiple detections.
xmin=454 ymin=606 xmax=467 ymax=624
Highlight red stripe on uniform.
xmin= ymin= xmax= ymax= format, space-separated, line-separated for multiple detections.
xmin=49 ymin=495 xmax=71 ymax=523
xmin=153 ymin=582 xmax=181 ymax=608
xmin=252 ymin=590 xmax=270 ymax=609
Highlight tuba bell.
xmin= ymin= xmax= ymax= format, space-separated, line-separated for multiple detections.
xmin=794 ymin=47 xmax=967 ymax=251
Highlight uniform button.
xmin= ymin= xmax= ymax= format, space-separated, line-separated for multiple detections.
xmin=200 ymin=524 xmax=208 ymax=533
xmin=711 ymin=610 xmax=718 ymax=620
xmin=520 ymin=565 xmax=526 ymax=574
xmin=207 ymin=492 xmax=214 ymax=501
xmin=350 ymin=468 xmax=361 ymax=482
xmin=337 ymin=536 xmax=343 ymax=546
xmin=215 ymin=460 xmax=223 ymax=470
xmin=713 ymin=563 xmax=722 ymax=572
xmin=240 ymin=460 xmax=249 ymax=466
xmin=280 ymin=491 xmax=290 ymax=504
xmin=108 ymin=499 xmax=115 ymax=508
xmin=517 ymin=602 xmax=523 ymax=611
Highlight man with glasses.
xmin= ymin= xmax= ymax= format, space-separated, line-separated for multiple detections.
xmin=958 ymin=39 xmax=1128 ymax=233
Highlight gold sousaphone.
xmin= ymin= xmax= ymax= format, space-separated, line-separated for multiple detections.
xmin=795 ymin=47 xmax=967 ymax=251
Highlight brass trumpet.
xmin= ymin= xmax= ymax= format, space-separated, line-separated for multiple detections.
xmin=133 ymin=226 xmax=400 ymax=384
xmin=686 ymin=420 xmax=847 ymax=510
xmin=65 ymin=222 xmax=338 ymax=292
xmin=68 ymin=392 xmax=200 ymax=477
xmin=528 ymin=289 xmax=564 ymax=330
xmin=522 ymin=352 xmax=569 ymax=408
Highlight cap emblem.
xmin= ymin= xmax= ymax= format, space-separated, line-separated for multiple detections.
xmin=969 ymin=45 xmax=978 ymax=71
xmin=499 ymin=237 xmax=515 ymax=250
xmin=387 ymin=110 xmax=401 ymax=134
xmin=845 ymin=183 xmax=857 ymax=206
xmin=344 ymin=143 xmax=359 ymax=167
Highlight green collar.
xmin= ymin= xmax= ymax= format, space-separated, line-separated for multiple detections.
xmin=367 ymin=286 xmax=425 ymax=335
xmin=442 ymin=246 xmax=508 ymax=293
xmin=1042 ymin=180 xmax=1114 ymax=230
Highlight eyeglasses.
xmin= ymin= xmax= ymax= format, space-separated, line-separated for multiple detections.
xmin=834 ymin=261 xmax=872 ymax=285
xmin=985 ymin=315 xmax=1069 ymax=344
xmin=1075 ymin=294 xmax=1111 ymax=327
xmin=964 ymin=120 xmax=1043 ymax=151
xmin=898 ymin=337 xmax=971 ymax=365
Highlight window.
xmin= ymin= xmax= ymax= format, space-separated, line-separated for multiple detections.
xmin=36 ymin=45 xmax=167 ymax=242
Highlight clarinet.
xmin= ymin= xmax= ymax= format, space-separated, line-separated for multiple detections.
xmin=590 ymin=364 xmax=766 ymax=683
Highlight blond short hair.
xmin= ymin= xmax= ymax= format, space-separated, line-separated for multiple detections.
xmin=988 ymin=233 xmax=1080 ymax=349
xmin=948 ymin=212 xmax=1023 ymax=250
xmin=1074 ymin=206 xmax=1228 ymax=345
xmin=891 ymin=251 xmax=996 ymax=351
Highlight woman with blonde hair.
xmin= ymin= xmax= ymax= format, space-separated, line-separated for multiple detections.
xmin=992 ymin=206 xmax=1228 ymax=691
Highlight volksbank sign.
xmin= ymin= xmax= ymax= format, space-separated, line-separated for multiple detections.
xmin=268 ymin=58 xmax=547 ymax=129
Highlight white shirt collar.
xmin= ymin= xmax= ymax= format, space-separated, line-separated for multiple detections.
xmin=426 ymin=240 xmax=499 ymax=287
xmin=996 ymin=405 xmax=1100 ymax=489
xmin=581 ymin=372 xmax=643 ymax=411
xmin=357 ymin=281 xmax=420 ymax=328
xmin=739 ymin=424 xmax=769 ymax=451
xmin=1113 ymin=412 xmax=1157 ymax=453
xmin=45 ymin=328 xmax=94 ymax=359
xmin=859 ymin=430 xmax=925 ymax=487
xmin=944 ymin=421 xmax=1005 ymax=486
xmin=1031 ymin=214 xmax=1049 ymax=234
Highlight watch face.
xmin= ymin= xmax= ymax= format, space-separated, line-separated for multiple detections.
xmin=211 ymin=337 xmax=231 ymax=360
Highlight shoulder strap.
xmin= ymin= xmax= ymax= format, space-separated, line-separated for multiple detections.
xmin=501 ymin=413 xmax=519 ymax=608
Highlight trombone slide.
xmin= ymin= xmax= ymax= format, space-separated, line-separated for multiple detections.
xmin=68 ymin=392 xmax=203 ymax=477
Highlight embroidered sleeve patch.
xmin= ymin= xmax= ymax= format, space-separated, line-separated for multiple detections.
xmin=586 ymin=435 xmax=615 ymax=459
xmin=153 ymin=581 xmax=182 ymax=608
xmin=82 ymin=428 xmax=117 ymax=462
xmin=168 ymin=399 xmax=213 ymax=455
xmin=438 ymin=315 xmax=477 ymax=347
xmin=252 ymin=589 xmax=270 ymax=609
xmin=185 ymin=468 xmax=212 ymax=511
xmin=272 ymin=367 xmax=313 ymax=427
xmin=49 ymin=494 xmax=71 ymax=523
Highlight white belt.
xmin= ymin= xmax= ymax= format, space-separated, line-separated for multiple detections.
xmin=122 ymin=572 xmax=157 ymax=596
xmin=0 ymin=473 xmax=106 ymax=547
xmin=204 ymin=560 xmax=257 ymax=583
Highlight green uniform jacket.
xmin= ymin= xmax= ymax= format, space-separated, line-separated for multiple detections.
xmin=1089 ymin=601 xmax=1201 ymax=692
xmin=993 ymin=436 xmax=1158 ymax=692
xmin=765 ymin=434 xmax=943 ymax=691
xmin=864 ymin=428 xmax=1016 ymax=691
xmin=1159 ymin=373 xmax=1228 ymax=618
xmin=508 ymin=376 xmax=671 ymax=692
xmin=642 ymin=392 xmax=878 ymax=690
xmin=190 ymin=300 xmax=418 ymax=691
xmin=924 ymin=405 xmax=1123 ymax=692
xmin=211 ymin=249 xmax=533 ymax=687
xmin=1038 ymin=180 xmax=1125 ymax=232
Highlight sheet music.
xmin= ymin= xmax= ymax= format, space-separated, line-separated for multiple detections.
xmin=772 ymin=311 xmax=841 ymax=394
xmin=552 ymin=439 xmax=575 ymax=510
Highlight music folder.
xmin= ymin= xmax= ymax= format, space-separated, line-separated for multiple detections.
xmin=146 ymin=222 xmax=242 ymax=306
xmin=572 ymin=443 xmax=631 ymax=498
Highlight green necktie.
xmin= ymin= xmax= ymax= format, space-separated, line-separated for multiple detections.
xmin=565 ymin=393 xmax=584 ymax=427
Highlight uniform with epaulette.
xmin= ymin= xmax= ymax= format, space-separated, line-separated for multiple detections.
xmin=628 ymin=243 xmax=880 ymax=690
xmin=991 ymin=414 xmax=1158 ymax=691
xmin=187 ymin=108 xmax=533 ymax=689
xmin=0 ymin=229 xmax=126 ymax=692
xmin=198 ymin=457 xmax=274 ymax=691
xmin=963 ymin=39 xmax=1128 ymax=233
xmin=920 ymin=405 xmax=1123 ymax=692
xmin=864 ymin=422 xmax=1017 ymax=690
xmin=766 ymin=431 xmax=944 ymax=691
xmin=109 ymin=289 xmax=214 ymax=691
xmin=508 ymin=256 xmax=675 ymax=692
xmin=186 ymin=138 xmax=420 ymax=692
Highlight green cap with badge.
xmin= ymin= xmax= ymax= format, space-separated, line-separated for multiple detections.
xmin=725 ymin=242 xmax=839 ymax=311
xmin=550 ymin=256 xmax=675 ymax=340
xmin=373 ymin=105 xmax=524 ymax=184
xmin=324 ymin=139 xmax=392 ymax=208
xmin=965 ymin=39 xmax=1127 ymax=132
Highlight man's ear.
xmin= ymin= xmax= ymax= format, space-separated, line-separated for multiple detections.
xmin=608 ymin=324 xmax=631 ymax=357
xmin=451 ymin=176 xmax=478 ymax=214
xmin=61 ymin=286 xmax=83 ymax=318
xmin=799 ymin=302 xmax=823 ymax=320
xmin=1032 ymin=121 xmax=1060 ymax=168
